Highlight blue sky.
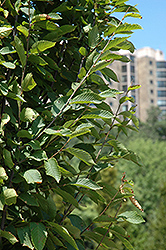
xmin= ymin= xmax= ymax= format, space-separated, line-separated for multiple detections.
xmin=124 ymin=0 xmax=166 ymax=58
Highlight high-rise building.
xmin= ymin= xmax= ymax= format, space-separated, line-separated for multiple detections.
xmin=107 ymin=47 xmax=166 ymax=122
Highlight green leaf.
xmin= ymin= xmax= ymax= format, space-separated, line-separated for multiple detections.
xmin=51 ymin=96 xmax=70 ymax=116
xmin=0 ymin=61 xmax=16 ymax=69
xmin=104 ymin=25 xmax=117 ymax=37
xmin=116 ymin=40 xmax=135 ymax=53
xmin=22 ymin=73 xmax=37 ymax=92
xmin=17 ymin=25 xmax=29 ymax=37
xmin=70 ymin=90 xmax=104 ymax=104
xmin=0 ymin=82 xmax=8 ymax=95
xmin=0 ymin=230 xmax=18 ymax=245
xmin=0 ymin=27 xmax=12 ymax=38
xmin=116 ymin=23 xmax=143 ymax=33
xmin=119 ymin=96 xmax=135 ymax=104
xmin=17 ymin=226 xmax=34 ymax=249
xmin=117 ymin=211 xmax=145 ymax=224
xmin=69 ymin=128 xmax=91 ymax=139
xmin=128 ymin=85 xmax=141 ymax=91
xmin=69 ymin=215 xmax=86 ymax=231
xmin=100 ymin=50 xmax=130 ymax=62
xmin=46 ymin=222 xmax=79 ymax=250
xmin=99 ymin=89 xmax=123 ymax=98
xmin=114 ymin=5 xmax=139 ymax=13
xmin=105 ymin=36 xmax=130 ymax=50
xmin=101 ymin=67 xmax=119 ymax=82
xmin=0 ymin=113 xmax=10 ymax=133
xmin=14 ymin=36 xmax=26 ymax=67
xmin=90 ymin=60 xmax=111 ymax=74
xmin=53 ymin=188 xmax=79 ymax=208
xmin=17 ymin=130 xmax=33 ymax=139
xmin=20 ymin=107 xmax=38 ymax=122
xmin=124 ymin=13 xmax=142 ymax=19
xmin=82 ymin=231 xmax=118 ymax=249
xmin=30 ymin=222 xmax=48 ymax=250
xmin=26 ymin=140 xmax=41 ymax=150
xmin=30 ymin=40 xmax=56 ymax=54
xmin=88 ymin=25 xmax=99 ymax=48
xmin=114 ymin=233 xmax=134 ymax=250
xmin=3 ymin=188 xmax=18 ymax=205
xmin=79 ymin=47 xmax=87 ymax=56
xmin=29 ymin=151 xmax=47 ymax=161
xmin=44 ymin=158 xmax=61 ymax=183
xmin=0 ymin=167 xmax=8 ymax=181
xmin=65 ymin=147 xmax=95 ymax=166
xmin=7 ymin=92 xmax=26 ymax=102
xmin=28 ymin=54 xmax=48 ymax=66
xmin=19 ymin=193 xmax=39 ymax=206
xmin=23 ymin=169 xmax=42 ymax=184
xmin=81 ymin=109 xmax=113 ymax=120
xmin=60 ymin=25 xmax=76 ymax=35
xmin=70 ymin=178 xmax=102 ymax=190
xmin=78 ymin=67 xmax=86 ymax=79
xmin=3 ymin=148 xmax=14 ymax=168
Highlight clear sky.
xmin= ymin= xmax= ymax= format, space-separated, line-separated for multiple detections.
xmin=125 ymin=0 xmax=166 ymax=58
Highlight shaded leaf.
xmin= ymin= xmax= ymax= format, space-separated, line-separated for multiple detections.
xmin=0 ymin=230 xmax=18 ymax=245
xmin=30 ymin=222 xmax=48 ymax=250
xmin=46 ymin=222 xmax=79 ymax=250
xmin=19 ymin=193 xmax=39 ymax=206
xmin=3 ymin=148 xmax=14 ymax=168
xmin=17 ymin=226 xmax=34 ymax=249
xmin=14 ymin=36 xmax=26 ymax=67
xmin=22 ymin=73 xmax=37 ymax=92
xmin=88 ymin=25 xmax=99 ymax=48
xmin=53 ymin=188 xmax=79 ymax=208
xmin=65 ymin=148 xmax=95 ymax=166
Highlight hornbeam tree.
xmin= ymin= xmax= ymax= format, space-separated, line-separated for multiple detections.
xmin=0 ymin=0 xmax=144 ymax=249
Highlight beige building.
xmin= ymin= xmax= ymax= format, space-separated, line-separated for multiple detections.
xmin=107 ymin=47 xmax=166 ymax=122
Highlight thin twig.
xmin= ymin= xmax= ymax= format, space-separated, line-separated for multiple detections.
xmin=95 ymin=202 xmax=122 ymax=250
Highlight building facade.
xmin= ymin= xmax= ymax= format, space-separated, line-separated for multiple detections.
xmin=107 ymin=47 xmax=166 ymax=122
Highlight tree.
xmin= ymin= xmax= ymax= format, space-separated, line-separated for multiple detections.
xmin=116 ymin=137 xmax=166 ymax=250
xmin=0 ymin=0 xmax=144 ymax=249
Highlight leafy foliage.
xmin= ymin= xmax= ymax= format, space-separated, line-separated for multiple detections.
xmin=0 ymin=0 xmax=143 ymax=249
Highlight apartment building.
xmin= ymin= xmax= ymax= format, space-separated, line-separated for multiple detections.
xmin=107 ymin=47 xmax=166 ymax=122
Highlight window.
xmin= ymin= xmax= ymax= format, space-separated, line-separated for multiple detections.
xmin=122 ymin=105 xmax=128 ymax=111
xmin=156 ymin=62 xmax=166 ymax=68
xmin=150 ymin=70 xmax=153 ymax=75
xmin=122 ymin=65 xmax=127 ymax=72
xmin=149 ymin=60 xmax=153 ymax=65
xmin=158 ymin=91 xmax=166 ymax=97
xmin=157 ymin=81 xmax=166 ymax=87
xmin=122 ymin=85 xmax=127 ymax=92
xmin=150 ymin=89 xmax=154 ymax=94
xmin=131 ymin=75 xmax=135 ymax=83
xmin=157 ymin=71 xmax=166 ymax=78
xmin=130 ymin=55 xmax=135 ymax=62
xmin=130 ymin=65 xmax=135 ymax=73
xmin=150 ymin=80 xmax=153 ymax=84
xmin=122 ymin=75 xmax=127 ymax=82
xmin=157 ymin=100 xmax=166 ymax=106
xmin=151 ymin=99 xmax=154 ymax=103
